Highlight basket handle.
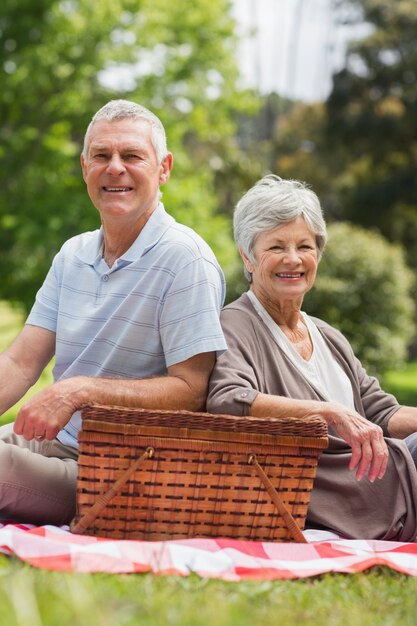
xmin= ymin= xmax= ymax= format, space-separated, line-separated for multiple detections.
xmin=248 ymin=454 xmax=307 ymax=543
xmin=70 ymin=446 xmax=154 ymax=535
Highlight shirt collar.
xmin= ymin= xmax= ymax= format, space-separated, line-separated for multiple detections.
xmin=74 ymin=230 xmax=103 ymax=266
xmin=118 ymin=202 xmax=174 ymax=263
xmin=75 ymin=203 xmax=175 ymax=266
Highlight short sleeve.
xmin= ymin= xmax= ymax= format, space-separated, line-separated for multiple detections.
xmin=159 ymin=257 xmax=227 ymax=367
xmin=25 ymin=256 xmax=61 ymax=333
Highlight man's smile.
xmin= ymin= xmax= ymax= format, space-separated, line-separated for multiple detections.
xmin=102 ymin=186 xmax=133 ymax=192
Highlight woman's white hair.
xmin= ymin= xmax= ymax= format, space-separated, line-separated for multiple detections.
xmin=82 ymin=99 xmax=168 ymax=163
xmin=234 ymin=175 xmax=328 ymax=281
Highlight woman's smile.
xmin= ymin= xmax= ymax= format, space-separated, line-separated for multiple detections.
xmin=275 ymin=272 xmax=304 ymax=279
xmin=241 ymin=216 xmax=318 ymax=315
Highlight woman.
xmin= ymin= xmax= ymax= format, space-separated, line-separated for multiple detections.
xmin=207 ymin=175 xmax=417 ymax=541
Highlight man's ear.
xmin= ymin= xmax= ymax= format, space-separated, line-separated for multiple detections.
xmin=80 ymin=153 xmax=87 ymax=183
xmin=239 ymin=248 xmax=254 ymax=274
xmin=159 ymin=153 xmax=173 ymax=186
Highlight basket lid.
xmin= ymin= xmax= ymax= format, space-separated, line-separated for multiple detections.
xmin=81 ymin=404 xmax=328 ymax=439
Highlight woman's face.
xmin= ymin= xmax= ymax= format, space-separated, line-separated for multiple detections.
xmin=241 ymin=216 xmax=318 ymax=307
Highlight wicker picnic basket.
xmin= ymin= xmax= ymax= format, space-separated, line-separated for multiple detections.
xmin=71 ymin=404 xmax=328 ymax=543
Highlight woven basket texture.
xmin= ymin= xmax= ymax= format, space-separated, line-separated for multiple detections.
xmin=73 ymin=405 xmax=328 ymax=542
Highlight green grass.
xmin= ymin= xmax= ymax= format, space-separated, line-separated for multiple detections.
xmin=0 ymin=558 xmax=416 ymax=626
xmin=383 ymin=362 xmax=417 ymax=406
xmin=1 ymin=300 xmax=417 ymax=625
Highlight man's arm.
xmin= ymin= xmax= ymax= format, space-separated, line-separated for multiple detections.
xmin=13 ymin=351 xmax=216 ymax=441
xmin=387 ymin=406 xmax=417 ymax=439
xmin=0 ymin=324 xmax=55 ymax=416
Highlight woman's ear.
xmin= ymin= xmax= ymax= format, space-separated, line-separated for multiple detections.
xmin=239 ymin=248 xmax=254 ymax=274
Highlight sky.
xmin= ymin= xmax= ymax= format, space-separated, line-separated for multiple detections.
xmin=231 ymin=0 xmax=370 ymax=102
xmin=99 ymin=0 xmax=371 ymax=104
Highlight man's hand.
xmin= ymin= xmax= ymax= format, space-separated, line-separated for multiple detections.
xmin=13 ymin=378 xmax=87 ymax=441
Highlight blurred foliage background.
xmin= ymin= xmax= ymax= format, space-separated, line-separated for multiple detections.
xmin=303 ymin=222 xmax=415 ymax=377
xmin=1 ymin=0 xmax=416 ymax=375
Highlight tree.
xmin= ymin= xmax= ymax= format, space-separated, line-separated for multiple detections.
xmin=325 ymin=0 xmax=417 ymax=268
xmin=271 ymin=101 xmax=348 ymax=221
xmin=219 ymin=92 xmax=307 ymax=303
xmin=0 ymin=0 xmax=254 ymax=311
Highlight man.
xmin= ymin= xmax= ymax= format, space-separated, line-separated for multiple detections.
xmin=0 ymin=100 xmax=227 ymax=525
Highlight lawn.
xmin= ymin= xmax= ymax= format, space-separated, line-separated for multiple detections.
xmin=0 ymin=560 xmax=416 ymax=626
xmin=383 ymin=362 xmax=417 ymax=406
xmin=0 ymin=300 xmax=416 ymax=625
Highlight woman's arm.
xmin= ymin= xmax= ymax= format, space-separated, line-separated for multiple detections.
xmin=251 ymin=393 xmax=388 ymax=483
xmin=208 ymin=303 xmax=388 ymax=483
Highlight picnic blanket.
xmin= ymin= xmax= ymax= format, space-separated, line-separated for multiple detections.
xmin=1 ymin=524 xmax=417 ymax=580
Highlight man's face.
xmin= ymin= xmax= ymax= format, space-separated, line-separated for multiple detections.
xmin=81 ymin=118 xmax=172 ymax=228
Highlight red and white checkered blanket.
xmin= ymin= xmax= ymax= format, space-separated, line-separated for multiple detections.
xmin=0 ymin=524 xmax=416 ymax=580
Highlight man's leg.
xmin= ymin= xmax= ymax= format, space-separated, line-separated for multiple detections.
xmin=0 ymin=423 xmax=78 ymax=525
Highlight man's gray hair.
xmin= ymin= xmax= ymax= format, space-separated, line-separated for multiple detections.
xmin=82 ymin=99 xmax=168 ymax=163
xmin=234 ymin=175 xmax=328 ymax=281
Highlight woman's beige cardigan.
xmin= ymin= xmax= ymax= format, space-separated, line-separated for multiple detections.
xmin=207 ymin=293 xmax=417 ymax=541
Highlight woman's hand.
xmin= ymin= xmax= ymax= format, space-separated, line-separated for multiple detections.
xmin=323 ymin=402 xmax=389 ymax=482
xmin=250 ymin=393 xmax=389 ymax=482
